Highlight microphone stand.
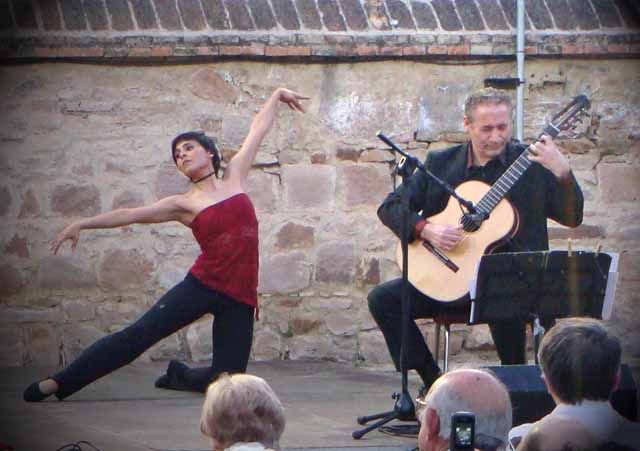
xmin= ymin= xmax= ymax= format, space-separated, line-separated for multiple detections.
xmin=353 ymin=132 xmax=480 ymax=440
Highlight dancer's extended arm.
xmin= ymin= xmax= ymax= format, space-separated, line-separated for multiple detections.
xmin=224 ymin=87 xmax=308 ymax=186
xmin=51 ymin=195 xmax=186 ymax=254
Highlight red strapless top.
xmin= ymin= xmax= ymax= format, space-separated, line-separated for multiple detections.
xmin=189 ymin=193 xmax=259 ymax=308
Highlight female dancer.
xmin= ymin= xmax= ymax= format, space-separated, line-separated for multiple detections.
xmin=24 ymin=87 xmax=308 ymax=401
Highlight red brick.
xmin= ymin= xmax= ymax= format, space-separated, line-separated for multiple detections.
xmin=402 ymin=45 xmax=426 ymax=56
xmin=606 ymin=44 xmax=628 ymax=53
xmin=265 ymin=45 xmax=311 ymax=56
xmin=151 ymin=47 xmax=173 ymax=57
xmin=195 ymin=46 xmax=218 ymax=55
xmin=58 ymin=47 xmax=97 ymax=57
xmin=355 ymin=44 xmax=378 ymax=56
xmin=427 ymin=45 xmax=448 ymax=54
xmin=379 ymin=46 xmax=402 ymax=56
xmin=219 ymin=44 xmax=265 ymax=56
xmin=128 ymin=47 xmax=152 ymax=57
xmin=561 ymin=44 xmax=581 ymax=54
xmin=33 ymin=47 xmax=59 ymax=57
xmin=448 ymin=44 xmax=470 ymax=55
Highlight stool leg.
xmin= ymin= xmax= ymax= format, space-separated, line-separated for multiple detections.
xmin=434 ymin=323 xmax=441 ymax=369
xmin=444 ymin=325 xmax=450 ymax=373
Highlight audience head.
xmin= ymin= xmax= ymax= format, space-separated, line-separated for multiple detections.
xmin=516 ymin=414 xmax=599 ymax=451
xmin=538 ymin=318 xmax=621 ymax=405
xmin=200 ymin=374 xmax=285 ymax=451
xmin=417 ymin=369 xmax=512 ymax=451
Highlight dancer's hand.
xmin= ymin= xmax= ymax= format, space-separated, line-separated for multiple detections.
xmin=51 ymin=223 xmax=81 ymax=254
xmin=276 ymin=88 xmax=309 ymax=113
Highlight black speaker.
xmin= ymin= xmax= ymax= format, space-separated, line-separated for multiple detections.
xmin=484 ymin=364 xmax=638 ymax=426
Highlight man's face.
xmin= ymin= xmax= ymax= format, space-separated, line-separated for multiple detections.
xmin=464 ymin=102 xmax=513 ymax=165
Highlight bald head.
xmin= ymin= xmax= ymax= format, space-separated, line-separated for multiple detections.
xmin=419 ymin=369 xmax=512 ymax=451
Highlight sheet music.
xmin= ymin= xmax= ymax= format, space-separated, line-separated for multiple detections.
xmin=601 ymin=252 xmax=619 ymax=320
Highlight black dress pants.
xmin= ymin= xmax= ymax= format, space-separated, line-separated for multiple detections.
xmin=53 ymin=273 xmax=254 ymax=399
xmin=368 ymin=278 xmax=529 ymax=375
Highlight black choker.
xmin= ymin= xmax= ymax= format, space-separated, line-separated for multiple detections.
xmin=191 ymin=171 xmax=216 ymax=184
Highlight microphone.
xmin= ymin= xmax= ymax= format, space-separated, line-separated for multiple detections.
xmin=376 ymin=131 xmax=403 ymax=153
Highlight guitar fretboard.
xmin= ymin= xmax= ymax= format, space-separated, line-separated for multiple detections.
xmin=476 ymin=147 xmax=534 ymax=213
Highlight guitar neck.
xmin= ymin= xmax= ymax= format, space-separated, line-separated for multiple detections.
xmin=476 ymin=147 xmax=534 ymax=213
xmin=475 ymin=122 xmax=561 ymax=214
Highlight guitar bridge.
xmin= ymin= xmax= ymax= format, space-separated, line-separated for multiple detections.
xmin=422 ymin=241 xmax=459 ymax=273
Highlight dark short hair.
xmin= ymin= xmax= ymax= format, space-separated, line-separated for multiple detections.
xmin=171 ymin=131 xmax=221 ymax=178
xmin=539 ymin=318 xmax=621 ymax=404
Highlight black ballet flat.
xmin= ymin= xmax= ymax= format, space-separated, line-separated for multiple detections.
xmin=23 ymin=381 xmax=50 ymax=402
xmin=154 ymin=360 xmax=191 ymax=391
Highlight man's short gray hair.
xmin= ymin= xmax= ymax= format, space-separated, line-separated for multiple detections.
xmin=464 ymin=87 xmax=513 ymax=122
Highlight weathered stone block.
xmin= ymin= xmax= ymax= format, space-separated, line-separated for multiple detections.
xmin=274 ymin=222 xmax=314 ymax=250
xmin=18 ymin=189 xmax=40 ymax=218
xmin=0 ymin=263 xmax=25 ymax=296
xmin=358 ymin=330 xmax=390 ymax=365
xmin=4 ymin=234 xmax=29 ymax=258
xmin=246 ymin=171 xmax=278 ymax=212
xmin=25 ymin=323 xmax=59 ymax=366
xmin=36 ymin=256 xmax=94 ymax=291
xmin=96 ymin=302 xmax=145 ymax=331
xmin=61 ymin=323 xmax=105 ymax=363
xmin=252 ymin=328 xmax=282 ymax=360
xmin=355 ymin=257 xmax=380 ymax=287
xmin=189 ymin=68 xmax=237 ymax=102
xmin=186 ymin=317 xmax=213 ymax=362
xmin=0 ymin=186 xmax=11 ymax=216
xmin=315 ymin=241 xmax=356 ymax=284
xmin=259 ymin=251 xmax=310 ymax=294
xmin=0 ymin=326 xmax=25 ymax=367
xmin=288 ymin=334 xmax=332 ymax=360
xmin=464 ymin=324 xmax=494 ymax=350
xmin=290 ymin=316 xmax=321 ymax=335
xmin=325 ymin=312 xmax=356 ymax=336
xmin=154 ymin=162 xmax=191 ymax=199
xmin=62 ymin=299 xmax=96 ymax=322
xmin=597 ymin=164 xmax=640 ymax=203
xmin=1 ymin=307 xmax=64 ymax=323
xmin=51 ymin=184 xmax=101 ymax=217
xmin=98 ymin=249 xmax=155 ymax=291
xmin=341 ymin=164 xmax=390 ymax=207
xmin=111 ymin=190 xmax=145 ymax=209
xmin=282 ymin=165 xmax=336 ymax=209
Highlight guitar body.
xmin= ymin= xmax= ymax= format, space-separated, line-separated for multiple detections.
xmin=396 ymin=180 xmax=518 ymax=303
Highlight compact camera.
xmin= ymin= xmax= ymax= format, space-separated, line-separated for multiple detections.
xmin=450 ymin=411 xmax=475 ymax=450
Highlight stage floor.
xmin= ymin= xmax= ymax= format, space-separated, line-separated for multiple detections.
xmin=1 ymin=360 xmax=436 ymax=451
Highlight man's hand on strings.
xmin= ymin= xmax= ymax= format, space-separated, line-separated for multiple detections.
xmin=528 ymin=135 xmax=571 ymax=180
xmin=420 ymin=223 xmax=463 ymax=251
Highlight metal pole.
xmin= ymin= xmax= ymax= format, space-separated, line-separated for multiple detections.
xmin=516 ymin=0 xmax=525 ymax=141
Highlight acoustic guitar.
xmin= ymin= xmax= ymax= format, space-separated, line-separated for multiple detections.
xmin=397 ymin=95 xmax=591 ymax=303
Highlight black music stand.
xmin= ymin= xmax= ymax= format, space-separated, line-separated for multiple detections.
xmin=469 ymin=250 xmax=619 ymax=361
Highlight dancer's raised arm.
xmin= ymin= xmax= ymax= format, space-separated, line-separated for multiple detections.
xmin=51 ymin=195 xmax=187 ymax=254
xmin=225 ymin=88 xmax=308 ymax=185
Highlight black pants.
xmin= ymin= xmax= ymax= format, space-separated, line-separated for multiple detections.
xmin=368 ymin=278 xmax=527 ymax=377
xmin=53 ymin=273 xmax=254 ymax=399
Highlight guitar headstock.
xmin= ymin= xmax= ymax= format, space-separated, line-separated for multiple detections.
xmin=542 ymin=95 xmax=591 ymax=139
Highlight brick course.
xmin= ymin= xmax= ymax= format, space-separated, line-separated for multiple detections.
xmin=0 ymin=0 xmax=637 ymax=61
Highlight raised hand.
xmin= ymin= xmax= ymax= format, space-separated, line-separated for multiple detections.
xmin=277 ymin=88 xmax=309 ymax=113
xmin=528 ymin=134 xmax=571 ymax=180
xmin=51 ymin=223 xmax=81 ymax=254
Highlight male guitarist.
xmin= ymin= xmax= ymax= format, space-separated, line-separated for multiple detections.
xmin=368 ymin=88 xmax=584 ymax=396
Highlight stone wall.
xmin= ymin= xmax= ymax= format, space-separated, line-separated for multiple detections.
xmin=1 ymin=57 xmax=638 ymax=371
